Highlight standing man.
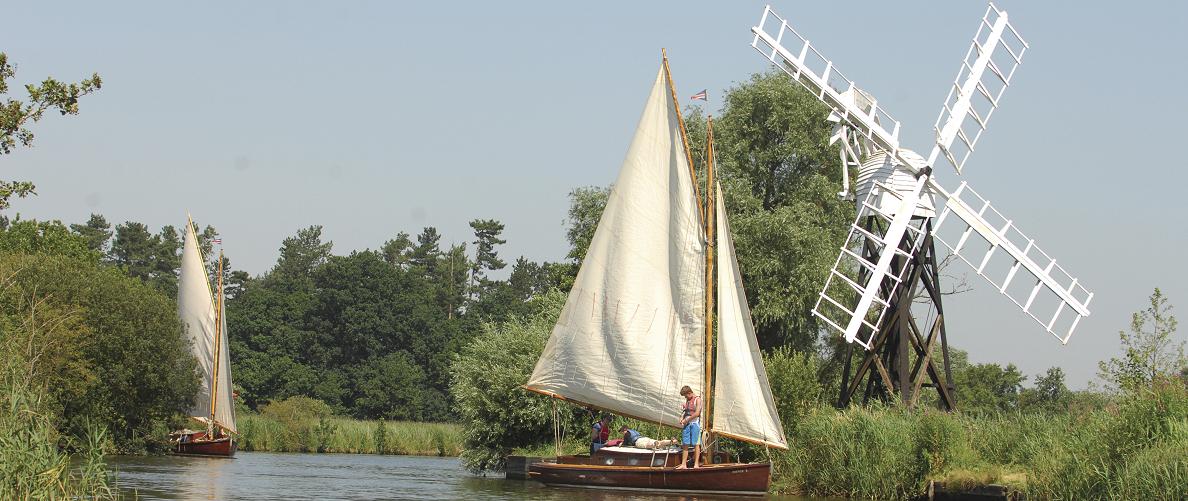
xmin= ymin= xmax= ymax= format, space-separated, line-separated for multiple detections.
xmin=676 ymin=385 xmax=702 ymax=469
xmin=590 ymin=414 xmax=612 ymax=455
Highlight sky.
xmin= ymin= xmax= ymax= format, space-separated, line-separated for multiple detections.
xmin=4 ymin=1 xmax=1186 ymax=389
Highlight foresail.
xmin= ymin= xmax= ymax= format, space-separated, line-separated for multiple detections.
xmin=712 ymin=186 xmax=788 ymax=449
xmin=525 ymin=66 xmax=706 ymax=428
xmin=213 ymin=296 xmax=236 ymax=433
xmin=179 ymin=219 xmax=217 ymax=422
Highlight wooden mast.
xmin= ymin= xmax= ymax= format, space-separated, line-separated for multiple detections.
xmin=208 ymin=250 xmax=225 ymax=436
xmin=702 ymin=116 xmax=716 ymax=464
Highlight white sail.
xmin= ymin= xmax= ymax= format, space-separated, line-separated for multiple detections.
xmin=179 ymin=220 xmax=217 ymax=423
xmin=712 ymin=185 xmax=788 ymax=449
xmin=213 ymin=291 xmax=236 ymax=433
xmin=178 ymin=219 xmax=236 ymax=433
xmin=525 ymin=66 xmax=706 ymax=427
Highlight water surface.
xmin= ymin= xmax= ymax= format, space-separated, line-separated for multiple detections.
xmin=110 ymin=452 xmax=826 ymax=500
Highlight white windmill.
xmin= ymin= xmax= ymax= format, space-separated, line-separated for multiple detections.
xmin=750 ymin=3 xmax=1093 ymax=409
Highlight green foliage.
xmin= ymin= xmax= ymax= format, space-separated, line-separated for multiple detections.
xmin=764 ymin=347 xmax=824 ymax=432
xmin=468 ymin=218 xmax=507 ymax=287
xmin=769 ymin=383 xmax=1188 ymax=499
xmin=703 ymin=72 xmax=853 ymax=350
xmin=353 ymin=352 xmax=426 ymax=421
xmin=954 ymin=361 xmax=1027 ymax=415
xmin=450 ymin=290 xmax=585 ymax=473
xmin=0 ymin=52 xmax=102 ymax=209
xmin=255 ymin=395 xmax=333 ymax=452
xmin=1099 ymin=288 xmax=1184 ymax=393
xmin=70 ymin=213 xmax=113 ymax=253
xmin=1019 ymin=367 xmax=1072 ymax=413
xmin=375 ymin=419 xmax=388 ymax=454
xmin=235 ymin=402 xmax=461 ymax=455
xmin=109 ymin=221 xmax=183 ymax=297
xmin=563 ymin=186 xmax=610 ymax=267
xmin=0 ymin=289 xmax=119 ymax=499
xmin=0 ymin=253 xmax=197 ymax=452
xmin=0 ymin=217 xmax=99 ymax=261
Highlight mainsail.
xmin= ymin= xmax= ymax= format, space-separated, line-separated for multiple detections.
xmin=711 ymin=185 xmax=787 ymax=449
xmin=179 ymin=219 xmax=237 ymax=433
xmin=525 ymin=65 xmax=706 ymax=427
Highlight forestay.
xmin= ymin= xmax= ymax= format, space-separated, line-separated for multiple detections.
xmin=179 ymin=220 xmax=237 ymax=433
xmin=711 ymin=185 xmax=787 ymax=449
xmin=525 ymin=66 xmax=706 ymax=427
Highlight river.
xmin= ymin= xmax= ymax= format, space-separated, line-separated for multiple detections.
xmin=109 ymin=452 xmax=826 ymax=500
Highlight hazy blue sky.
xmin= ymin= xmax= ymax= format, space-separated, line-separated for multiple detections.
xmin=5 ymin=1 xmax=1186 ymax=389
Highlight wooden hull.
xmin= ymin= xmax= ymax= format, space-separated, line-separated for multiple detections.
xmin=530 ymin=449 xmax=770 ymax=496
xmin=172 ymin=431 xmax=236 ymax=457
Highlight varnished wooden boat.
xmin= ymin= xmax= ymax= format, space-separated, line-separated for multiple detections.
xmin=529 ymin=447 xmax=771 ymax=496
xmin=171 ymin=430 xmax=236 ymax=457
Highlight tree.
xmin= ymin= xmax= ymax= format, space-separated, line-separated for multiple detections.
xmin=468 ymin=219 xmax=507 ymax=302
xmin=954 ymin=362 xmax=1026 ymax=414
xmin=409 ymin=227 xmax=441 ymax=275
xmin=69 ymin=214 xmax=112 ymax=253
xmin=0 ymin=52 xmax=101 ymax=209
xmin=0 ymin=253 xmax=198 ymax=451
xmin=109 ymin=221 xmax=180 ymax=296
xmin=271 ymin=225 xmax=332 ymax=290
xmin=381 ymin=232 xmax=413 ymax=269
xmin=0 ymin=218 xmax=97 ymax=261
xmin=710 ymin=71 xmax=852 ymax=350
xmin=564 ymin=186 xmax=610 ymax=266
xmin=1099 ymin=288 xmax=1184 ymax=393
xmin=450 ymin=290 xmax=584 ymax=473
xmin=1020 ymin=367 xmax=1070 ymax=413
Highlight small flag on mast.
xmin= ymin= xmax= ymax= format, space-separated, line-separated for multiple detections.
xmin=690 ymin=89 xmax=708 ymax=101
xmin=212 ymin=238 xmax=222 ymax=245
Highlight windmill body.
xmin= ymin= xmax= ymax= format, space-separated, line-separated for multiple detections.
xmin=749 ymin=3 xmax=1094 ymax=408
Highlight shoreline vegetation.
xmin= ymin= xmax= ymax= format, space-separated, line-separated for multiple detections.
xmin=454 ymin=290 xmax=1188 ymax=500
xmin=236 ymin=401 xmax=462 ymax=456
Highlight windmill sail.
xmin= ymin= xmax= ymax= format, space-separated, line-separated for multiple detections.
xmin=179 ymin=221 xmax=237 ymax=433
xmin=711 ymin=184 xmax=787 ymax=449
xmin=525 ymin=65 xmax=706 ymax=427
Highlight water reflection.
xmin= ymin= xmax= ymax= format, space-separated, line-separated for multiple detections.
xmin=109 ymin=452 xmax=822 ymax=500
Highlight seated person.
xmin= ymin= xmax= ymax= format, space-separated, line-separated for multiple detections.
xmin=590 ymin=414 xmax=612 ymax=455
xmin=618 ymin=426 xmax=675 ymax=449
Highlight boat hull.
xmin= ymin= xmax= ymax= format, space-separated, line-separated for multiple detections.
xmin=172 ymin=431 xmax=236 ymax=457
xmin=529 ymin=460 xmax=771 ymax=496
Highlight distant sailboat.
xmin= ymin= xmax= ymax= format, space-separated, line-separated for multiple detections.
xmin=524 ymin=54 xmax=786 ymax=496
xmin=171 ymin=216 xmax=237 ymax=457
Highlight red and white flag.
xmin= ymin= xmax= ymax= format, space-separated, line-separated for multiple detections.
xmin=689 ymin=89 xmax=707 ymax=101
xmin=212 ymin=238 xmax=222 ymax=245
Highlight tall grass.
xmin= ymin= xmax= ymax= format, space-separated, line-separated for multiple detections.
xmin=237 ymin=413 xmax=462 ymax=456
xmin=1 ymin=349 xmax=120 ymax=499
xmin=766 ymin=381 xmax=1188 ymax=500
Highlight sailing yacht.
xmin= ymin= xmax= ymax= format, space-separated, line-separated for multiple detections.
xmin=523 ymin=55 xmax=787 ymax=496
xmin=170 ymin=217 xmax=237 ymax=457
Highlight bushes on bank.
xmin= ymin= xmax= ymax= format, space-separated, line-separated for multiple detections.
xmin=450 ymin=290 xmax=586 ymax=473
xmin=1 ymin=322 xmax=118 ymax=499
xmin=0 ymin=253 xmax=198 ymax=453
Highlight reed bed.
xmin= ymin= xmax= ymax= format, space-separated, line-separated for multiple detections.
xmin=237 ymin=413 xmax=462 ymax=456
xmin=766 ymin=381 xmax=1188 ymax=500
xmin=1 ymin=359 xmax=120 ymax=499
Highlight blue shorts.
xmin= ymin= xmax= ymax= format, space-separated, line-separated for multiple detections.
xmin=681 ymin=422 xmax=700 ymax=445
